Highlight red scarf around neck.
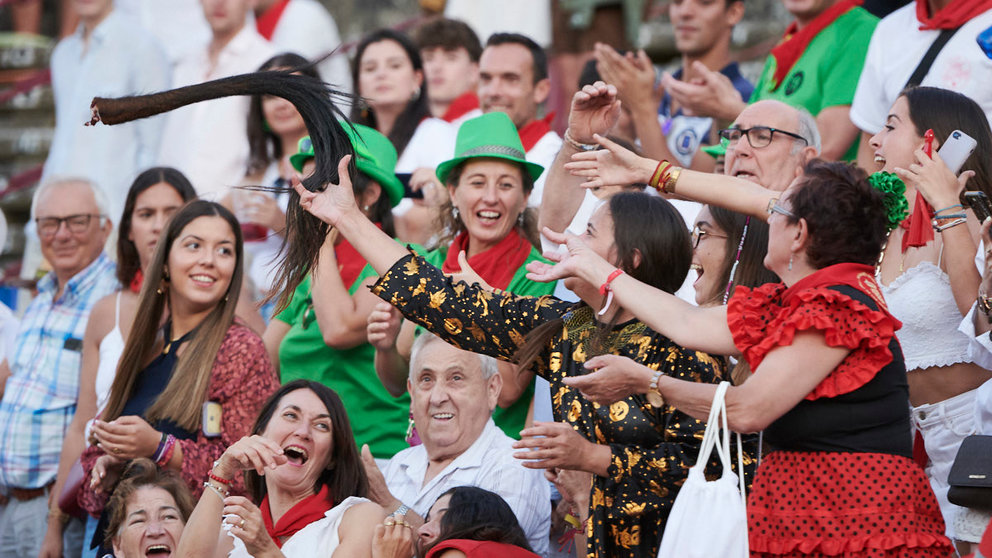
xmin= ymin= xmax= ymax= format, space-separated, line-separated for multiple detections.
xmin=442 ymin=228 xmax=532 ymax=290
xmin=518 ymin=113 xmax=555 ymax=153
xmin=256 ymin=0 xmax=291 ymax=40
xmin=782 ymin=262 xmax=893 ymax=316
xmin=335 ymin=224 xmax=380 ymax=288
xmin=768 ymin=0 xmax=863 ymax=90
xmin=916 ymin=0 xmax=992 ymax=29
xmin=441 ymin=91 xmax=480 ymax=123
xmin=261 ymin=485 xmax=333 ymax=548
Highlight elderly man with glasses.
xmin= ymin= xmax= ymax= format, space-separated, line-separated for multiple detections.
xmin=0 ymin=177 xmax=117 ymax=558
xmin=720 ymin=100 xmax=821 ymax=192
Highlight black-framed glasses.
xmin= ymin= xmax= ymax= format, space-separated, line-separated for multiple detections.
xmin=35 ymin=214 xmax=102 ymax=238
xmin=691 ymin=224 xmax=728 ymax=250
xmin=719 ymin=126 xmax=809 ymax=149
xmin=768 ymin=202 xmax=798 ymax=220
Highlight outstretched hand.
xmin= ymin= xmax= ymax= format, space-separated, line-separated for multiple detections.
xmin=526 ymin=227 xmax=612 ymax=286
xmin=662 ymin=61 xmax=746 ymax=121
xmin=563 ymin=354 xmax=655 ymax=405
xmin=294 ymin=155 xmax=360 ymax=227
xmin=568 ymin=81 xmax=622 ymax=143
xmin=565 ymin=134 xmax=652 ymax=188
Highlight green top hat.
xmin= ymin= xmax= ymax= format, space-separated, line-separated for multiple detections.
xmin=701 ymin=137 xmax=730 ymax=160
xmin=435 ymin=112 xmax=544 ymax=184
xmin=290 ymin=124 xmax=404 ymax=207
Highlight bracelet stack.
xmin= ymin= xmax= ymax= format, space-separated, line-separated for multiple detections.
xmin=563 ymin=129 xmax=598 ymax=152
xmin=204 ymin=464 xmax=232 ymax=500
xmin=152 ymin=434 xmax=177 ymax=467
xmin=931 ymin=204 xmax=967 ymax=232
xmin=648 ymin=160 xmax=681 ymax=194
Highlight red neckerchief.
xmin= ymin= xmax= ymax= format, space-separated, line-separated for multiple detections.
xmin=442 ymin=228 xmax=532 ymax=290
xmin=916 ymin=0 xmax=992 ymax=29
xmin=768 ymin=0 xmax=863 ymax=90
xmin=335 ymin=223 xmax=381 ymax=288
xmin=260 ymin=485 xmax=333 ymax=548
xmin=900 ymin=193 xmax=935 ymax=252
xmin=256 ymin=0 xmax=291 ymax=40
xmin=518 ymin=113 xmax=555 ymax=153
xmin=780 ymin=263 xmax=890 ymax=312
xmin=129 ymin=269 xmax=143 ymax=294
xmin=441 ymin=91 xmax=480 ymax=123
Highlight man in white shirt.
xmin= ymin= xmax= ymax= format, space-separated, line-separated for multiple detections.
xmin=362 ymin=333 xmax=550 ymax=556
xmin=43 ymin=0 xmax=170 ymax=220
xmin=158 ymin=0 xmax=274 ymax=199
xmin=479 ymin=33 xmax=562 ymax=207
xmin=253 ymin=0 xmax=351 ymax=92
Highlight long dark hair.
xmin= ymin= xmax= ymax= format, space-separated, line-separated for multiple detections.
xmin=244 ymin=380 xmax=368 ymax=504
xmin=116 ymin=167 xmax=197 ymax=287
xmin=514 ymin=192 xmax=691 ymax=369
xmin=247 ymin=53 xmax=317 ymax=175
xmin=418 ymin=487 xmax=532 ymax=558
xmin=350 ymin=29 xmax=431 ymax=157
xmin=102 ymin=201 xmax=244 ymax=431
xmin=901 ymin=86 xmax=992 ymax=201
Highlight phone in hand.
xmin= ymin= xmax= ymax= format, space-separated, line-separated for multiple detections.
xmin=396 ymin=173 xmax=424 ymax=200
xmin=202 ymin=401 xmax=222 ymax=437
xmin=965 ymin=191 xmax=992 ymax=223
xmin=937 ymin=130 xmax=978 ymax=175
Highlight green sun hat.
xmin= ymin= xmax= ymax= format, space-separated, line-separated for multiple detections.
xmin=435 ymin=112 xmax=544 ymax=184
xmin=289 ymin=124 xmax=405 ymax=207
xmin=701 ymin=137 xmax=730 ymax=160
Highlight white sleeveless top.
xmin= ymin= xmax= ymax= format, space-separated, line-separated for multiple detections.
xmin=880 ymin=262 xmax=973 ymax=371
xmin=228 ymin=496 xmax=369 ymax=557
xmin=96 ymin=292 xmax=126 ymax=411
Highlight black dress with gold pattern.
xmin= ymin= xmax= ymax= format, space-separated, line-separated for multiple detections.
xmin=372 ymin=253 xmax=753 ymax=558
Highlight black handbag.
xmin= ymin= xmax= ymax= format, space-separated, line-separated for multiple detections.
xmin=947 ymin=435 xmax=992 ymax=511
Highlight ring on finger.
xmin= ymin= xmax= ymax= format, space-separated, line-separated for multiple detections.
xmin=240 ymin=518 xmax=246 ymax=529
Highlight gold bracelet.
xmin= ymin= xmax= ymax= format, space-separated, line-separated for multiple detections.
xmin=663 ymin=166 xmax=682 ymax=194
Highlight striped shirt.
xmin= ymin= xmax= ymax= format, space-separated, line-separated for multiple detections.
xmin=0 ymin=253 xmax=117 ymax=489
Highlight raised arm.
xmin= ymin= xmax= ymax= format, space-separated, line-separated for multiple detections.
xmin=564 ymin=134 xmax=776 ymax=219
xmin=310 ymin=231 xmax=384 ymax=350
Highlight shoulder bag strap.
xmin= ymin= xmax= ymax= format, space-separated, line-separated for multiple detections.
xmin=904 ymin=27 xmax=962 ymax=88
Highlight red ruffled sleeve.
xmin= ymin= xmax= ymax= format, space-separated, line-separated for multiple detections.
xmin=727 ymin=284 xmax=900 ymax=400
xmin=78 ymin=323 xmax=278 ymax=516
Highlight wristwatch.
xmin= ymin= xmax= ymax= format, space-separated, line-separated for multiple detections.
xmin=646 ymin=370 xmax=665 ymax=407
xmin=391 ymin=503 xmax=410 ymax=517
xmin=978 ymin=289 xmax=992 ymax=323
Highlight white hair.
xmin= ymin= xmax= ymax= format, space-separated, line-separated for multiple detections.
xmin=31 ymin=176 xmax=113 ymax=226
xmin=793 ymin=107 xmax=821 ymax=154
xmin=409 ymin=331 xmax=499 ymax=381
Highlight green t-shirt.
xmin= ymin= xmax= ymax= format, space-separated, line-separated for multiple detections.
xmin=276 ymin=269 xmax=411 ymax=459
xmin=750 ymin=7 xmax=878 ymax=161
xmin=423 ymin=244 xmax=557 ymax=439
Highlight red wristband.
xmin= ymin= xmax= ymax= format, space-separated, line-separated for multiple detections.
xmin=208 ymin=470 xmax=232 ymax=485
xmin=599 ymin=269 xmax=625 ymax=296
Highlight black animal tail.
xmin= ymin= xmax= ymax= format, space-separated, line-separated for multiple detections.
xmin=90 ymin=69 xmax=357 ymax=312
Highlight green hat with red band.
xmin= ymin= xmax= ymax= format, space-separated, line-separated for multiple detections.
xmin=290 ymin=123 xmax=404 ymax=207
xmin=435 ymin=112 xmax=544 ymax=184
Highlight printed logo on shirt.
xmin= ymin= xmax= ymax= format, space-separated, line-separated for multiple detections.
xmin=785 ymin=71 xmax=804 ymax=96
xmin=675 ymin=128 xmax=699 ymax=157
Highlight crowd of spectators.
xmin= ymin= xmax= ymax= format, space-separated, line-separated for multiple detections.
xmin=1 ymin=0 xmax=992 ymax=557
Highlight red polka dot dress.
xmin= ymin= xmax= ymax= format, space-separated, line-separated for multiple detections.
xmin=727 ymin=264 xmax=953 ymax=557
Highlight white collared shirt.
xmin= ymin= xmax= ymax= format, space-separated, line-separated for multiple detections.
xmin=44 ymin=11 xmax=171 ymax=219
xmin=383 ymin=418 xmax=550 ymax=556
xmin=158 ymin=24 xmax=274 ymax=199
xmin=268 ymin=0 xmax=351 ymax=94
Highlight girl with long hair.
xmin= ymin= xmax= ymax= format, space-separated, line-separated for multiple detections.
xmin=77 ymin=201 xmax=278 ymax=556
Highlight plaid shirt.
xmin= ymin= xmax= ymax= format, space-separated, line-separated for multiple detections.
xmin=0 ymin=253 xmax=117 ymax=489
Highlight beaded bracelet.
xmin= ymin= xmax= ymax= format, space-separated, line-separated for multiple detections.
xmin=934 ymin=218 xmax=967 ymax=232
xmin=932 ymin=213 xmax=967 ymax=220
xmin=155 ymin=434 xmax=177 ymax=467
xmin=562 ymin=129 xmax=598 ymax=152
xmin=203 ymin=480 xmax=229 ymax=500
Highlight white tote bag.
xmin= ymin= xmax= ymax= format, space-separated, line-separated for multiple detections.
xmin=657 ymin=381 xmax=749 ymax=558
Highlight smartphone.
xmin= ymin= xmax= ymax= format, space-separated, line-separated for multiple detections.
xmin=202 ymin=401 xmax=222 ymax=437
xmin=396 ymin=173 xmax=424 ymax=200
xmin=965 ymin=191 xmax=992 ymax=223
xmin=937 ymin=130 xmax=978 ymax=175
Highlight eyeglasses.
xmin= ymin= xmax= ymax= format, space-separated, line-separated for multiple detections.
xmin=35 ymin=214 xmax=103 ymax=238
xmin=768 ymin=202 xmax=798 ymax=220
xmin=718 ymin=126 xmax=809 ymax=149
xmin=691 ymin=225 xmax=728 ymax=250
